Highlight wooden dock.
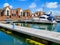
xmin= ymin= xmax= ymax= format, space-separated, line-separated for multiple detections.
xmin=0 ymin=23 xmax=60 ymax=44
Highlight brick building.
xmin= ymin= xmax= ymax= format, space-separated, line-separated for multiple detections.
xmin=0 ymin=6 xmax=32 ymax=20
xmin=0 ymin=6 xmax=44 ymax=21
xmin=32 ymin=11 xmax=45 ymax=18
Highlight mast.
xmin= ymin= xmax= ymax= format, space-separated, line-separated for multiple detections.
xmin=42 ymin=0 xmax=46 ymax=12
xmin=42 ymin=0 xmax=47 ymax=14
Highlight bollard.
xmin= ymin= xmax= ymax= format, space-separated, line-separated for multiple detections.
xmin=12 ymin=23 xmax=15 ymax=29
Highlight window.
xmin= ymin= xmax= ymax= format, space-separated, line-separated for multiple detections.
xmin=40 ymin=17 xmax=45 ymax=19
xmin=7 ymin=10 xmax=9 ymax=16
xmin=27 ymin=12 xmax=28 ymax=16
xmin=12 ymin=14 xmax=16 ymax=16
xmin=20 ymin=12 xmax=23 ymax=16
xmin=23 ymin=12 xmax=25 ymax=16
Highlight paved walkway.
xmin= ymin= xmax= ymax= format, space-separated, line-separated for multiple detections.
xmin=0 ymin=23 xmax=60 ymax=43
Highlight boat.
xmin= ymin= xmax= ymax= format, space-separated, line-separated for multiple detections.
xmin=56 ymin=18 xmax=60 ymax=22
xmin=19 ymin=14 xmax=57 ymax=24
xmin=32 ymin=12 xmax=57 ymax=24
xmin=17 ymin=11 xmax=57 ymax=24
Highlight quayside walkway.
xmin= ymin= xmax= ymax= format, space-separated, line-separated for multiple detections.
xmin=0 ymin=23 xmax=60 ymax=44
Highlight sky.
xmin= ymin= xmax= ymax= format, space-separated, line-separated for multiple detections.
xmin=0 ymin=0 xmax=60 ymax=16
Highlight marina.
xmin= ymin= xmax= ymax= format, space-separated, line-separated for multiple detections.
xmin=0 ymin=0 xmax=60 ymax=45
xmin=0 ymin=23 xmax=60 ymax=44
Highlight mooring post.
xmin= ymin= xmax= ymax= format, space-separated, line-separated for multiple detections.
xmin=12 ymin=23 xmax=15 ymax=29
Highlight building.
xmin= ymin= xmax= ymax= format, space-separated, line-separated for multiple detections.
xmin=33 ymin=11 xmax=45 ymax=17
xmin=0 ymin=6 xmax=32 ymax=20
xmin=0 ymin=6 xmax=44 ymax=21
xmin=23 ymin=9 xmax=32 ymax=20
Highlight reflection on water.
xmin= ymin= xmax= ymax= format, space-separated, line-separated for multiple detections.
xmin=0 ymin=30 xmax=48 ymax=45
xmin=15 ymin=22 xmax=60 ymax=32
xmin=54 ymin=23 xmax=60 ymax=32
xmin=0 ymin=31 xmax=27 ymax=45
xmin=15 ymin=23 xmax=56 ymax=31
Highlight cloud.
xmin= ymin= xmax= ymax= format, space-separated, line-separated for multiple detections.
xmin=3 ymin=3 xmax=13 ymax=8
xmin=29 ymin=3 xmax=36 ymax=8
xmin=50 ymin=10 xmax=60 ymax=16
xmin=46 ymin=2 xmax=58 ymax=8
xmin=10 ymin=5 xmax=13 ymax=8
xmin=36 ymin=8 xmax=43 ymax=11
xmin=4 ymin=3 xmax=9 ymax=7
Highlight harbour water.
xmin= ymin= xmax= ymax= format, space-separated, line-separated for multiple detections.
xmin=0 ymin=22 xmax=60 ymax=45
xmin=0 ymin=31 xmax=27 ymax=45
xmin=15 ymin=22 xmax=60 ymax=32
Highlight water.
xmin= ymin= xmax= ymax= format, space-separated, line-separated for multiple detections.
xmin=0 ymin=30 xmax=51 ymax=45
xmin=15 ymin=22 xmax=60 ymax=32
xmin=0 ymin=31 xmax=27 ymax=45
xmin=0 ymin=23 xmax=60 ymax=45
xmin=0 ymin=30 xmax=60 ymax=45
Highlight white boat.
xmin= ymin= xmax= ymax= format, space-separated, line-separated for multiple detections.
xmin=39 ymin=15 xmax=57 ymax=23
xmin=32 ymin=14 xmax=57 ymax=24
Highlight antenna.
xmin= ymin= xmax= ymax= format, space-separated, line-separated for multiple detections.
xmin=42 ymin=4 xmax=45 ymax=12
xmin=42 ymin=0 xmax=47 ymax=12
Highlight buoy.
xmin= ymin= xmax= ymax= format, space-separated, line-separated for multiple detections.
xmin=6 ymin=31 xmax=12 ymax=34
xmin=26 ymin=38 xmax=45 ymax=45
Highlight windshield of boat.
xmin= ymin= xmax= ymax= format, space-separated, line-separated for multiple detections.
xmin=39 ymin=17 xmax=46 ymax=19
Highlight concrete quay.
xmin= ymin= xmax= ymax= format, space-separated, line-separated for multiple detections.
xmin=0 ymin=23 xmax=60 ymax=44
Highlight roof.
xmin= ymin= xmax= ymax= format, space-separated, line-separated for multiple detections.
xmin=23 ymin=9 xmax=31 ymax=12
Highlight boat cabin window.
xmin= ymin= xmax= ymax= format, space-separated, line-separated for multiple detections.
xmin=40 ymin=17 xmax=45 ymax=19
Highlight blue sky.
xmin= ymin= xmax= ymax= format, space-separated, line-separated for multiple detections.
xmin=0 ymin=0 xmax=60 ymax=16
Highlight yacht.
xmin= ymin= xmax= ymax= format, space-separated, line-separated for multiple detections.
xmin=39 ymin=14 xmax=57 ymax=24
xmin=32 ymin=12 xmax=57 ymax=24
